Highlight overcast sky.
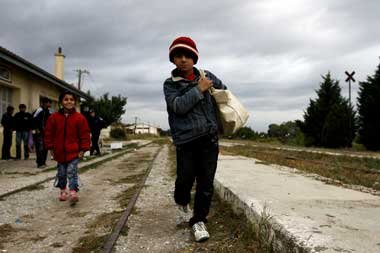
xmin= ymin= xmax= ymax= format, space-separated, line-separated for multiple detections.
xmin=1 ymin=0 xmax=380 ymax=131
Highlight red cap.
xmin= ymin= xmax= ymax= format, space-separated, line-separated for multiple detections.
xmin=169 ymin=36 xmax=199 ymax=64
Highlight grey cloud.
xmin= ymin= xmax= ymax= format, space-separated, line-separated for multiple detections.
xmin=1 ymin=0 xmax=379 ymax=131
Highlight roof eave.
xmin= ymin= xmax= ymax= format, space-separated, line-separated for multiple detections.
xmin=0 ymin=47 xmax=92 ymax=100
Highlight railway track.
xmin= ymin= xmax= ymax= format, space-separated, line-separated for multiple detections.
xmin=102 ymin=145 xmax=160 ymax=253
xmin=0 ymin=142 xmax=152 ymax=200
xmin=0 ymin=141 xmax=163 ymax=253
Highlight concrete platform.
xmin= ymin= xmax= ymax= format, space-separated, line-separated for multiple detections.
xmin=214 ymin=155 xmax=380 ymax=253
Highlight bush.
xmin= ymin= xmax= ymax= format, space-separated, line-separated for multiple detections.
xmin=110 ymin=127 xmax=126 ymax=139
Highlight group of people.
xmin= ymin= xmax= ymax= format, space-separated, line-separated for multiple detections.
xmin=1 ymin=97 xmax=52 ymax=167
xmin=1 ymin=98 xmax=105 ymax=167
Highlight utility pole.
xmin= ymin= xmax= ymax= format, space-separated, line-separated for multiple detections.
xmin=74 ymin=69 xmax=90 ymax=90
xmin=134 ymin=116 xmax=138 ymax=135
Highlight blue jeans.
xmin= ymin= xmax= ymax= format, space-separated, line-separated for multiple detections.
xmin=56 ymin=158 xmax=80 ymax=191
xmin=16 ymin=131 xmax=29 ymax=159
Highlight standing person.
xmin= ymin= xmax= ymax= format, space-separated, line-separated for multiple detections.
xmin=44 ymin=91 xmax=90 ymax=203
xmin=88 ymin=109 xmax=105 ymax=156
xmin=13 ymin=104 xmax=33 ymax=159
xmin=33 ymin=97 xmax=52 ymax=168
xmin=1 ymin=106 xmax=14 ymax=160
xmin=163 ymin=36 xmax=227 ymax=242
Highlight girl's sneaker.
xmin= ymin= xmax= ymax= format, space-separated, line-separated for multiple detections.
xmin=192 ymin=221 xmax=210 ymax=242
xmin=59 ymin=189 xmax=68 ymax=201
xmin=69 ymin=190 xmax=79 ymax=203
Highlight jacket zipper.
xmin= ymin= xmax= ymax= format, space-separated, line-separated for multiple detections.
xmin=63 ymin=115 xmax=67 ymax=162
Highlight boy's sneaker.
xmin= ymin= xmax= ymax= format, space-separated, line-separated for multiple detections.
xmin=192 ymin=221 xmax=210 ymax=242
xmin=69 ymin=190 xmax=79 ymax=203
xmin=59 ymin=189 xmax=68 ymax=201
xmin=176 ymin=204 xmax=192 ymax=225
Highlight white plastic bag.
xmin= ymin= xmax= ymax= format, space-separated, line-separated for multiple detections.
xmin=200 ymin=69 xmax=249 ymax=135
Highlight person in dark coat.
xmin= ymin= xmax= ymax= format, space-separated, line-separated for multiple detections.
xmin=33 ymin=97 xmax=52 ymax=168
xmin=1 ymin=105 xmax=14 ymax=160
xmin=13 ymin=104 xmax=33 ymax=159
xmin=87 ymin=109 xmax=105 ymax=156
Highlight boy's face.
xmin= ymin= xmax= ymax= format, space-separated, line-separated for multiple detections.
xmin=43 ymin=101 xmax=52 ymax=109
xmin=61 ymin=95 xmax=76 ymax=110
xmin=173 ymin=50 xmax=194 ymax=73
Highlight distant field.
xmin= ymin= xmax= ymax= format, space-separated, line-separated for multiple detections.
xmin=221 ymin=139 xmax=380 ymax=159
xmin=220 ymin=140 xmax=380 ymax=192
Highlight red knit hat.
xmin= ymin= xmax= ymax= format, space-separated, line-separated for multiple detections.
xmin=169 ymin=36 xmax=199 ymax=64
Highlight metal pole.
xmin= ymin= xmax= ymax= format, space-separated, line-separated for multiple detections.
xmin=348 ymin=79 xmax=352 ymax=146
xmin=349 ymin=79 xmax=351 ymax=106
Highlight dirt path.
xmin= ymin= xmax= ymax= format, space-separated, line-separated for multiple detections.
xmin=115 ymin=145 xmax=260 ymax=253
xmin=114 ymin=145 xmax=193 ymax=253
xmin=0 ymin=144 xmax=159 ymax=253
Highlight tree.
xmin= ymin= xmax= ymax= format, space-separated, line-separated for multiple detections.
xmin=230 ymin=126 xmax=259 ymax=140
xmin=321 ymin=102 xmax=355 ymax=148
xmin=268 ymin=121 xmax=304 ymax=145
xmin=357 ymin=61 xmax=380 ymax=150
xmin=81 ymin=92 xmax=127 ymax=126
xmin=298 ymin=72 xmax=356 ymax=148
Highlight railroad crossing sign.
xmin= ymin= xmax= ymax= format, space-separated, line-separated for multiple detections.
xmin=345 ymin=71 xmax=355 ymax=105
xmin=345 ymin=71 xmax=356 ymax=83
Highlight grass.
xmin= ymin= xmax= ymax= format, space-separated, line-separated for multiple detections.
xmin=221 ymin=145 xmax=380 ymax=191
xmin=72 ymin=233 xmax=109 ymax=253
xmin=170 ymin=195 xmax=262 ymax=253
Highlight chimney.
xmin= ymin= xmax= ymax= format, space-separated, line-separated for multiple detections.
xmin=54 ymin=47 xmax=65 ymax=80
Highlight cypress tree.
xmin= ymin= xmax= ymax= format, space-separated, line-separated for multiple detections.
xmin=357 ymin=61 xmax=380 ymax=150
xmin=299 ymin=72 xmax=356 ymax=147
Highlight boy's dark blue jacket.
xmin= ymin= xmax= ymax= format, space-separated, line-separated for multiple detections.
xmin=163 ymin=67 xmax=227 ymax=145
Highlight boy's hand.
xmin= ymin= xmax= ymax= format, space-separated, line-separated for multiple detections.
xmin=50 ymin=150 xmax=54 ymax=160
xmin=78 ymin=151 xmax=84 ymax=159
xmin=197 ymin=77 xmax=213 ymax=92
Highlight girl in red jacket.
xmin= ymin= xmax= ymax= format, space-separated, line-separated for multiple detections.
xmin=44 ymin=91 xmax=91 ymax=203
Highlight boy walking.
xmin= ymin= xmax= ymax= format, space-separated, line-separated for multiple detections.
xmin=163 ymin=36 xmax=227 ymax=242
xmin=44 ymin=91 xmax=90 ymax=204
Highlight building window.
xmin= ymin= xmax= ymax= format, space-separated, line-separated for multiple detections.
xmin=0 ymin=66 xmax=11 ymax=82
xmin=0 ymin=86 xmax=13 ymax=116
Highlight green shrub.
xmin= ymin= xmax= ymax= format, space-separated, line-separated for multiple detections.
xmin=110 ymin=127 xmax=126 ymax=139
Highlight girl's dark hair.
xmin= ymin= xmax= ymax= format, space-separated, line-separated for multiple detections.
xmin=58 ymin=91 xmax=77 ymax=103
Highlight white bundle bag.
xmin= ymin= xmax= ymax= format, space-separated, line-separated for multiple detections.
xmin=200 ymin=69 xmax=249 ymax=135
